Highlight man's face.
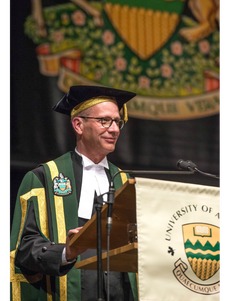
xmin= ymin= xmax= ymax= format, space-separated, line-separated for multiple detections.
xmin=78 ymin=101 xmax=121 ymax=162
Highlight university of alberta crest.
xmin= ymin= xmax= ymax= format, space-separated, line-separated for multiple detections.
xmin=25 ymin=0 xmax=219 ymax=121
xmin=183 ymin=223 xmax=220 ymax=281
xmin=173 ymin=222 xmax=220 ymax=295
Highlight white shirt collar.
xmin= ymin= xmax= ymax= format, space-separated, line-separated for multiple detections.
xmin=75 ymin=148 xmax=110 ymax=219
xmin=75 ymin=148 xmax=109 ymax=170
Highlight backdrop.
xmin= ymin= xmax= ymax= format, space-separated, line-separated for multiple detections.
xmin=10 ymin=0 xmax=220 ymax=226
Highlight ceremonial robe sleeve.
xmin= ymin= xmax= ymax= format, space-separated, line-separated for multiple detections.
xmin=13 ymin=170 xmax=75 ymax=276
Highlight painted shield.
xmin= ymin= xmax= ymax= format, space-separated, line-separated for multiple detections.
xmin=182 ymin=223 xmax=220 ymax=281
xmin=53 ymin=173 xmax=72 ymax=196
xmin=104 ymin=0 xmax=186 ymax=60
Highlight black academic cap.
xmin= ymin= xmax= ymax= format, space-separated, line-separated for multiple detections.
xmin=53 ymin=85 xmax=136 ymax=117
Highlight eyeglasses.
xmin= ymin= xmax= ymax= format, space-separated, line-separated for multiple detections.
xmin=79 ymin=116 xmax=125 ymax=130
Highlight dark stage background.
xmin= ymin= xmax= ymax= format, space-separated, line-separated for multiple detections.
xmin=10 ymin=0 xmax=220 ymax=227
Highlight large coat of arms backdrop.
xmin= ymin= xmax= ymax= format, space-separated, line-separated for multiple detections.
xmin=25 ymin=0 xmax=220 ymax=120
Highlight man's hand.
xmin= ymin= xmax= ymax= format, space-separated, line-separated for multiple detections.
xmin=65 ymin=227 xmax=87 ymax=262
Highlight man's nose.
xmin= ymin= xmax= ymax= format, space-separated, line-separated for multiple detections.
xmin=108 ymin=120 xmax=120 ymax=131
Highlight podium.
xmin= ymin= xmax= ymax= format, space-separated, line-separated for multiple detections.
xmin=69 ymin=177 xmax=220 ymax=300
xmin=69 ymin=178 xmax=138 ymax=273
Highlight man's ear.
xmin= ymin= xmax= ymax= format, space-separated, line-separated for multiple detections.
xmin=72 ymin=117 xmax=83 ymax=135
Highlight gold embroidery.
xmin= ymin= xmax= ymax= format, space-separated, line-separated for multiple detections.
xmin=70 ymin=96 xmax=128 ymax=123
xmin=16 ymin=188 xmax=49 ymax=249
xmin=46 ymin=161 xmax=66 ymax=244
xmin=12 ymin=281 xmax=21 ymax=301
xmin=37 ymin=189 xmax=49 ymax=239
xmin=59 ymin=275 xmax=67 ymax=301
xmin=46 ymin=160 xmax=67 ymax=301
xmin=119 ymin=169 xmax=128 ymax=184
xmin=71 ymin=96 xmax=117 ymax=119
xmin=10 ymin=251 xmax=28 ymax=283
xmin=11 ymin=188 xmax=51 ymax=300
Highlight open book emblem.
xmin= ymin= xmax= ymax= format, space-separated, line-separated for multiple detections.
xmin=182 ymin=223 xmax=220 ymax=281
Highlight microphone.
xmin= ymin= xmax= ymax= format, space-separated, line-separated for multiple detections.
xmin=177 ymin=159 xmax=197 ymax=171
xmin=106 ymin=162 xmax=218 ymax=235
xmin=177 ymin=159 xmax=219 ymax=179
xmin=106 ymin=167 xmax=195 ymax=235
xmin=106 ymin=180 xmax=115 ymax=236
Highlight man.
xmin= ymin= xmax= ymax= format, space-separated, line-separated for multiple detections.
xmin=10 ymin=86 xmax=138 ymax=301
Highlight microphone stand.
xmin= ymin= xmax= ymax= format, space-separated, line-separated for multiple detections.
xmin=94 ymin=194 xmax=105 ymax=301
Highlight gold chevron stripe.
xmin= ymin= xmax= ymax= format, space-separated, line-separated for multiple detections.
xmin=185 ymin=248 xmax=220 ymax=256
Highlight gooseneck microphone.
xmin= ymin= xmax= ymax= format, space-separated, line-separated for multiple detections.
xmin=106 ymin=167 xmax=195 ymax=235
xmin=176 ymin=159 xmax=197 ymax=171
xmin=106 ymin=180 xmax=115 ymax=236
xmin=177 ymin=159 xmax=219 ymax=179
xmin=107 ymin=161 xmax=219 ymax=234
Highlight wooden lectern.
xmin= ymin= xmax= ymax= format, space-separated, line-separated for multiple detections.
xmin=69 ymin=179 xmax=138 ymax=273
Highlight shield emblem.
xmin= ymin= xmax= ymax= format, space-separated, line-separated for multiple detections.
xmin=58 ymin=183 xmax=66 ymax=191
xmin=53 ymin=173 xmax=72 ymax=196
xmin=182 ymin=223 xmax=220 ymax=281
xmin=104 ymin=0 xmax=186 ymax=60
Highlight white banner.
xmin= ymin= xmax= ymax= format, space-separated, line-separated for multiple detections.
xmin=135 ymin=178 xmax=220 ymax=301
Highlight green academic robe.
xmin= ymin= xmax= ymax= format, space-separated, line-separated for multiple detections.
xmin=10 ymin=151 xmax=138 ymax=301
